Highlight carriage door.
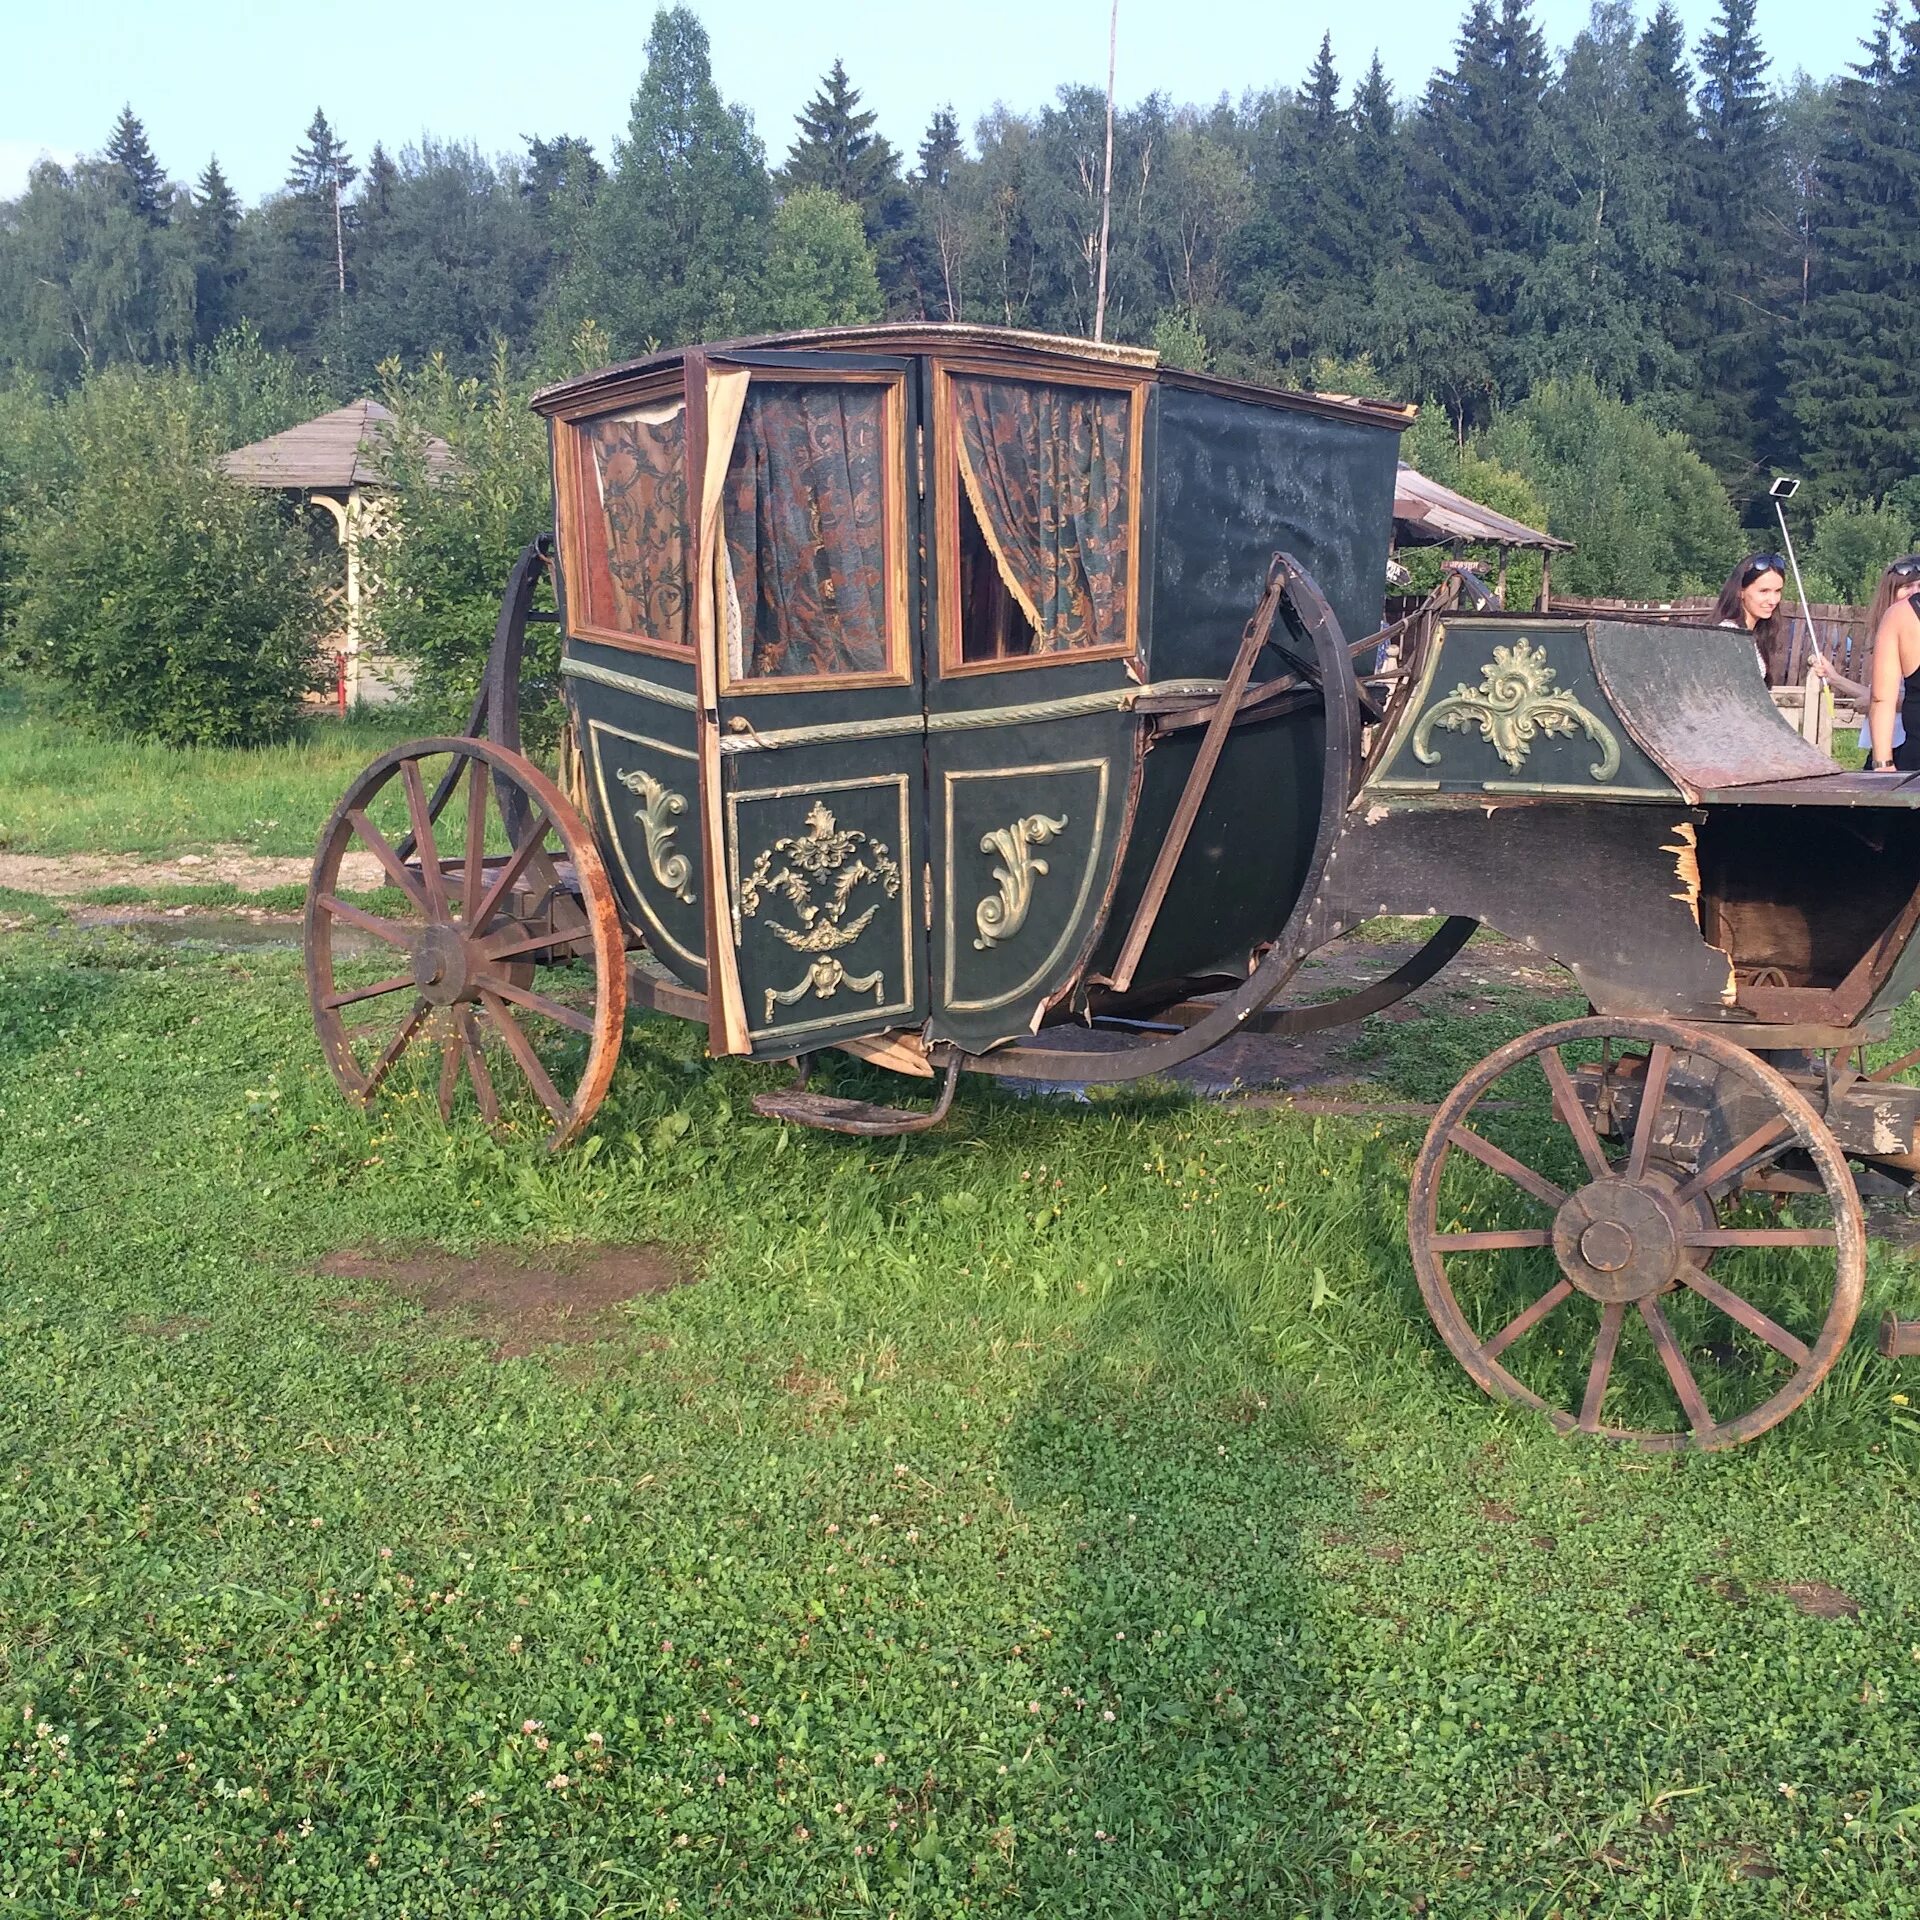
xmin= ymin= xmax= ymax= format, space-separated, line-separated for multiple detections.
xmin=695 ymin=352 xmax=929 ymax=1058
xmin=924 ymin=359 xmax=1147 ymax=1052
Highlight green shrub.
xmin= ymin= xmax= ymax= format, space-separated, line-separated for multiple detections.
xmin=1804 ymin=497 xmax=1913 ymax=604
xmin=1481 ymin=377 xmax=1741 ymax=597
xmin=11 ymin=367 xmax=327 ymax=746
xmin=368 ymin=341 xmax=558 ymax=738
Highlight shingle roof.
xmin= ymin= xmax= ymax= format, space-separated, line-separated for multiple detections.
xmin=1394 ymin=461 xmax=1571 ymax=552
xmin=218 ymin=399 xmax=453 ymax=490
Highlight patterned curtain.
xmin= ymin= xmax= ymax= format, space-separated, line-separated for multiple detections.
xmin=582 ymin=403 xmax=688 ymax=645
xmin=952 ymin=376 xmax=1131 ymax=653
xmin=723 ymin=382 xmax=890 ymax=678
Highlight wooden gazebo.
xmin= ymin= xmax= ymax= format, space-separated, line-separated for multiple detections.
xmin=220 ymin=400 xmax=452 ymax=708
xmin=1393 ymin=461 xmax=1571 ymax=611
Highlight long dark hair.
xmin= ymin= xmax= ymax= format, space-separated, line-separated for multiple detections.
xmin=1713 ymin=553 xmax=1788 ymax=679
xmin=1865 ymin=556 xmax=1920 ymax=637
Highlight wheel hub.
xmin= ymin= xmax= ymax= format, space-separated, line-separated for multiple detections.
xmin=409 ymin=923 xmax=473 ymax=1005
xmin=1552 ymin=1176 xmax=1682 ymax=1302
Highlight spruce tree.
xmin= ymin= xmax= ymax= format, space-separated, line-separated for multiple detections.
xmin=781 ymin=59 xmax=899 ymax=212
xmin=1691 ymin=0 xmax=1780 ymax=490
xmin=1408 ymin=0 xmax=1550 ymax=415
xmin=287 ymin=107 xmax=357 ymax=199
xmin=1787 ymin=1 xmax=1920 ymax=496
xmin=916 ymin=108 xmax=962 ymax=191
xmin=105 ymin=105 xmax=168 ymax=225
xmin=189 ymin=156 xmax=243 ymax=347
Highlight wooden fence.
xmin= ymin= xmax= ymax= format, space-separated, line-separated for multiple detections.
xmin=1548 ymin=595 xmax=1872 ymax=690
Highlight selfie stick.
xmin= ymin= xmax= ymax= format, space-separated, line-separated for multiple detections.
xmin=1769 ymin=476 xmax=1823 ymax=666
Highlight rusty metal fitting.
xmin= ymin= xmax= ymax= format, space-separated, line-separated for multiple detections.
xmin=1877 ymin=1314 xmax=1920 ymax=1358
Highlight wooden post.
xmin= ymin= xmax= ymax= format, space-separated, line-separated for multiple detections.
xmin=1495 ymin=546 xmax=1509 ymax=609
xmin=1538 ymin=550 xmax=1553 ymax=613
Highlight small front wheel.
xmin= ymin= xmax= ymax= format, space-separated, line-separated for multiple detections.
xmin=304 ymin=736 xmax=626 ymax=1150
xmin=1408 ymin=1017 xmax=1864 ymax=1451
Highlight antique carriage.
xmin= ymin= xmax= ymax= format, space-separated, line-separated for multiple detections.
xmin=305 ymin=324 xmax=1920 ymax=1452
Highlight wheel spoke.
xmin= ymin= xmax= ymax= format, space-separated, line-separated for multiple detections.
xmin=471 ymin=812 xmax=557 ymax=938
xmin=1684 ymin=1227 xmax=1837 ymax=1248
xmin=1578 ymin=1300 xmax=1627 ymax=1431
xmin=478 ymin=988 xmax=568 ymax=1123
xmin=1625 ymin=1042 xmax=1673 ymax=1184
xmin=1447 ymin=1125 xmax=1568 ymax=1211
xmin=462 ymin=754 xmax=488 ymax=923
xmin=322 ymin=971 xmax=416 ymax=1011
xmin=348 ymin=809 xmax=430 ymax=913
xmin=1539 ymin=1045 xmax=1610 ymax=1181
xmin=1433 ymin=1230 xmax=1554 ymax=1252
xmin=1483 ymin=1277 xmax=1573 ymax=1360
xmin=480 ymin=923 xmax=574 ymax=963
xmin=1679 ymin=1266 xmax=1812 ymax=1366
xmin=1639 ymin=1295 xmax=1714 ymax=1434
xmin=317 ymin=894 xmax=414 ymax=947
xmin=481 ymin=974 xmax=598 ymax=1036
xmin=361 ymin=997 xmax=432 ymax=1099
xmin=1673 ymin=1117 xmax=1791 ymax=1207
xmin=437 ymin=1028 xmax=461 ymax=1123
xmin=402 ymin=758 xmax=448 ymax=921
xmin=459 ymin=1009 xmax=499 ymax=1124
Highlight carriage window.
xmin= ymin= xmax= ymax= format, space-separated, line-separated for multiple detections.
xmin=951 ymin=374 xmax=1132 ymax=662
xmin=722 ymin=380 xmax=896 ymax=681
xmin=573 ymin=399 xmax=689 ymax=647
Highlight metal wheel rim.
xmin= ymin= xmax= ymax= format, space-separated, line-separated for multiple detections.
xmin=1407 ymin=1015 xmax=1865 ymax=1452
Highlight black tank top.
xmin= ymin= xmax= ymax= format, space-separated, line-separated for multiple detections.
xmin=1898 ymin=652 xmax=1920 ymax=770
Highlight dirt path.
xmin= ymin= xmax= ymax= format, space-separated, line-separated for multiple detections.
xmin=0 ymin=846 xmax=383 ymax=897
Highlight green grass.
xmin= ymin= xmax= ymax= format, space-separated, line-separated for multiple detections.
xmin=0 ymin=933 xmax=1917 ymax=1917
xmin=0 ymin=677 xmax=423 ymax=858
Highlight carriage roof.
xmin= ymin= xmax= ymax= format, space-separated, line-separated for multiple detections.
xmin=530 ymin=322 xmax=1416 ymax=435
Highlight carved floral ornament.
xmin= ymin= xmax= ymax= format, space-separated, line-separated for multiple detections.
xmin=1411 ymin=638 xmax=1621 ymax=781
xmin=615 ymin=767 xmax=696 ymax=903
xmin=739 ymin=800 xmax=902 ymax=1024
xmin=974 ymin=814 xmax=1068 ymax=951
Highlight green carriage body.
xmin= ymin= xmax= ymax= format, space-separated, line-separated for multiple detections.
xmin=530 ymin=324 xmax=1408 ymax=1062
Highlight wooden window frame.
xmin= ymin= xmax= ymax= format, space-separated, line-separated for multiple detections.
xmin=552 ymin=370 xmax=692 ymax=660
xmin=931 ymin=355 xmax=1147 ymax=680
xmin=714 ymin=365 xmax=912 ymax=698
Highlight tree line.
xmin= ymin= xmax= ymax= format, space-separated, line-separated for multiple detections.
xmin=5 ymin=0 xmax=1920 ymax=743
xmin=9 ymin=2 xmax=1920 ymax=511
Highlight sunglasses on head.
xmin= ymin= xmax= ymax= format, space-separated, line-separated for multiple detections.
xmin=1890 ymin=555 xmax=1920 ymax=581
xmin=1741 ymin=553 xmax=1788 ymax=583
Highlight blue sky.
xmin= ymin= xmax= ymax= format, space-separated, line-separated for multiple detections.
xmin=2 ymin=0 xmax=1876 ymax=203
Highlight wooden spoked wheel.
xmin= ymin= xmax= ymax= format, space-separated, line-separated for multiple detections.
xmin=304 ymin=737 xmax=626 ymax=1150
xmin=1408 ymin=1016 xmax=1865 ymax=1451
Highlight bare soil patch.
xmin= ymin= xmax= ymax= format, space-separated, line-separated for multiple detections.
xmin=1764 ymin=1579 xmax=1861 ymax=1619
xmin=316 ymin=1243 xmax=692 ymax=1359
xmin=0 ymin=846 xmax=383 ymax=897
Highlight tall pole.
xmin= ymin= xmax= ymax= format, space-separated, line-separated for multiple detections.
xmin=1094 ymin=0 xmax=1117 ymax=342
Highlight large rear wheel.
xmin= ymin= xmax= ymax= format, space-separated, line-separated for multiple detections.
xmin=304 ymin=736 xmax=626 ymax=1150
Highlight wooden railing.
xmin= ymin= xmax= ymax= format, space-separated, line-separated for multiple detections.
xmin=1549 ymin=594 xmax=1873 ymax=690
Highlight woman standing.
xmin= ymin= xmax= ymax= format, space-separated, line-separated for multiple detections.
xmin=1711 ymin=553 xmax=1788 ymax=678
xmin=1864 ymin=556 xmax=1920 ymax=771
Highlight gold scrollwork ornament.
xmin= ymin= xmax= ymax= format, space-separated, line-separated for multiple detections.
xmin=1411 ymin=638 xmax=1620 ymax=780
xmin=615 ymin=767 xmax=696 ymax=903
xmin=740 ymin=800 xmax=902 ymax=1023
xmin=973 ymin=813 xmax=1069 ymax=951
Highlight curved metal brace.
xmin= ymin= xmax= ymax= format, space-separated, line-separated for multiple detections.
xmin=396 ymin=536 xmax=553 ymax=862
xmin=965 ymin=551 xmax=1371 ymax=1085
xmin=1248 ymin=916 xmax=1477 ymax=1038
